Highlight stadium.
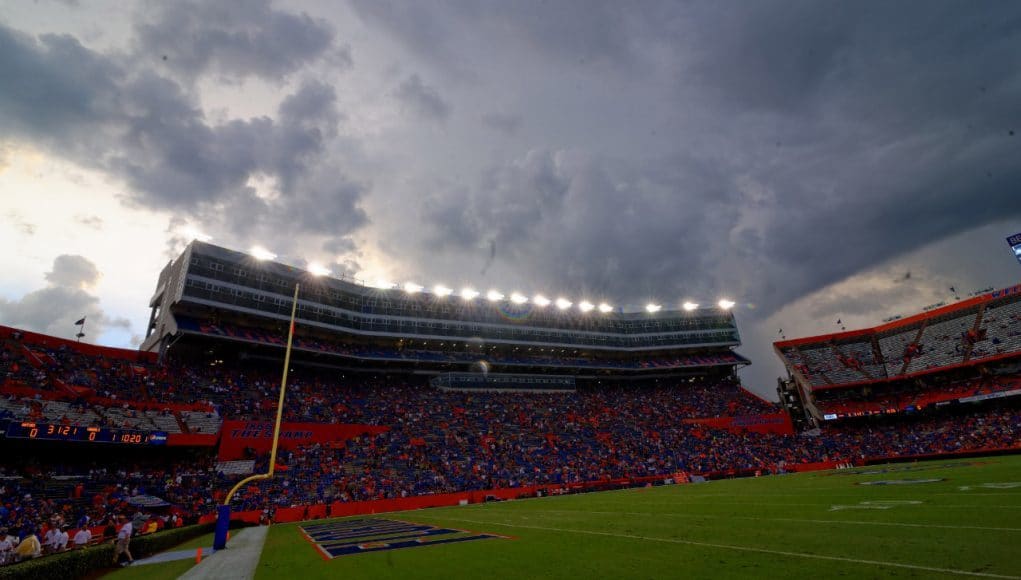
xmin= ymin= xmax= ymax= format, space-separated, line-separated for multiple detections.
xmin=2 ymin=3 xmax=1021 ymax=579
xmin=0 ymin=241 xmax=1019 ymax=579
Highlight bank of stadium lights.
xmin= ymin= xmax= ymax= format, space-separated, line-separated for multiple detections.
xmin=598 ymin=303 xmax=613 ymax=313
xmin=533 ymin=294 xmax=551 ymax=307
xmin=403 ymin=282 xmax=424 ymax=294
xmin=555 ymin=297 xmax=573 ymax=310
xmin=307 ymin=262 xmax=332 ymax=277
xmin=646 ymin=303 xmax=662 ymax=313
xmin=433 ymin=285 xmax=453 ymax=297
xmin=510 ymin=292 xmax=528 ymax=304
xmin=250 ymin=246 xmax=276 ymax=261
xmin=682 ymin=301 xmax=699 ymax=311
xmin=460 ymin=288 xmax=480 ymax=301
xmin=578 ymin=300 xmax=595 ymax=313
xmin=718 ymin=299 xmax=736 ymax=310
xmin=486 ymin=290 xmax=505 ymax=302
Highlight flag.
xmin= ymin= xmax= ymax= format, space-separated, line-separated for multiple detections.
xmin=74 ymin=317 xmax=86 ymax=326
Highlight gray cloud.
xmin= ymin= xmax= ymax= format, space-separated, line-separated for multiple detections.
xmin=481 ymin=112 xmax=521 ymax=135
xmin=394 ymin=74 xmax=450 ymax=121
xmin=0 ymin=22 xmax=368 ymax=258
xmin=0 ymin=255 xmax=130 ymax=339
xmin=44 ymin=254 xmax=100 ymax=288
xmin=75 ymin=214 xmax=104 ymax=230
xmin=134 ymin=0 xmax=342 ymax=82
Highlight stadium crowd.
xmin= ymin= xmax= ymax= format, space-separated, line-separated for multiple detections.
xmin=2 ymin=324 xmax=1021 ymax=568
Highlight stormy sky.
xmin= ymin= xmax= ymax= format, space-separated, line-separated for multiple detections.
xmin=1 ymin=0 xmax=1020 ymax=398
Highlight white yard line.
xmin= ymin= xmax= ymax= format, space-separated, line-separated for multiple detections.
xmin=440 ymin=517 xmax=1021 ymax=580
xmin=507 ymin=508 xmax=1021 ymax=533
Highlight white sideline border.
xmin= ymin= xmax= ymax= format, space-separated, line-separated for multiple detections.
xmin=440 ymin=516 xmax=1021 ymax=579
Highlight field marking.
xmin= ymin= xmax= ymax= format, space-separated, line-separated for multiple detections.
xmin=439 ymin=517 xmax=1021 ymax=579
xmin=504 ymin=508 xmax=1021 ymax=533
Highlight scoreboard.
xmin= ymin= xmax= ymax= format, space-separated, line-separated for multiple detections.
xmin=4 ymin=422 xmax=168 ymax=445
xmin=1009 ymin=232 xmax=1021 ymax=266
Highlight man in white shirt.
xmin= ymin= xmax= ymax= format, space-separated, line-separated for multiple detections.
xmin=113 ymin=516 xmax=133 ymax=566
xmin=73 ymin=527 xmax=92 ymax=548
xmin=52 ymin=527 xmax=69 ymax=552
xmin=0 ymin=528 xmax=14 ymax=565
xmin=43 ymin=527 xmax=59 ymax=553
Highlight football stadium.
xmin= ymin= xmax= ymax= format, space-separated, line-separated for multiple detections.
xmin=2 ymin=2 xmax=1021 ymax=579
xmin=1 ymin=241 xmax=1020 ymax=579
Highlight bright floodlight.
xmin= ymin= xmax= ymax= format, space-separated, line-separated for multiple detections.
xmin=510 ymin=292 xmax=528 ymax=304
xmin=433 ymin=285 xmax=453 ymax=297
xmin=404 ymin=282 xmax=424 ymax=294
xmin=533 ymin=294 xmax=551 ymax=307
xmin=598 ymin=303 xmax=613 ymax=313
xmin=182 ymin=226 xmax=212 ymax=242
xmin=683 ymin=301 xmax=699 ymax=311
xmin=250 ymin=246 xmax=276 ymax=261
xmin=372 ymin=278 xmax=395 ymax=289
xmin=578 ymin=301 xmax=595 ymax=312
xmin=486 ymin=290 xmax=505 ymax=302
xmin=555 ymin=297 xmax=573 ymax=310
xmin=307 ymin=262 xmax=332 ymax=277
xmin=646 ymin=303 xmax=662 ymax=313
xmin=461 ymin=288 xmax=479 ymax=300
xmin=718 ymin=299 xmax=736 ymax=309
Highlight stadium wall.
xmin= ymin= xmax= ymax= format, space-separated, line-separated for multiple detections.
xmin=218 ymin=420 xmax=389 ymax=460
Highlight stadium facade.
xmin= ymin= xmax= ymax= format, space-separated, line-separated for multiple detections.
xmin=141 ymin=241 xmax=750 ymax=382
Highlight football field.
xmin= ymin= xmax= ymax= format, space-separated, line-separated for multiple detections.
xmin=255 ymin=456 xmax=1021 ymax=579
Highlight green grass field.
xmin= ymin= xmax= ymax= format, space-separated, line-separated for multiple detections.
xmin=255 ymin=455 xmax=1021 ymax=579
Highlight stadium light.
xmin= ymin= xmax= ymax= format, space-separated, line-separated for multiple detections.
xmin=718 ymin=299 xmax=736 ymax=310
xmin=404 ymin=282 xmax=424 ymax=294
xmin=372 ymin=278 xmax=395 ymax=289
xmin=250 ymin=246 xmax=276 ymax=261
xmin=510 ymin=292 xmax=528 ymax=304
xmin=578 ymin=300 xmax=595 ymax=313
xmin=182 ymin=226 xmax=212 ymax=242
xmin=683 ymin=301 xmax=699 ymax=311
xmin=646 ymin=303 xmax=662 ymax=313
xmin=533 ymin=294 xmax=551 ymax=307
xmin=307 ymin=262 xmax=331 ymax=277
xmin=555 ymin=297 xmax=573 ymax=310
xmin=461 ymin=288 xmax=480 ymax=301
xmin=598 ymin=303 xmax=613 ymax=313
xmin=433 ymin=285 xmax=453 ymax=297
xmin=486 ymin=290 xmax=505 ymax=302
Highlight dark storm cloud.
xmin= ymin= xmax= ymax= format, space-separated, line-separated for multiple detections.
xmin=134 ymin=0 xmax=344 ymax=82
xmin=394 ymin=74 xmax=451 ymax=121
xmin=419 ymin=149 xmax=742 ymax=302
xmin=377 ymin=1 xmax=1021 ymax=317
xmin=0 ymin=255 xmax=131 ymax=339
xmin=0 ymin=22 xmax=367 ymax=255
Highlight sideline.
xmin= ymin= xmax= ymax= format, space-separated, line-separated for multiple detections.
xmin=438 ymin=516 xmax=1021 ymax=580
xmin=179 ymin=526 xmax=269 ymax=580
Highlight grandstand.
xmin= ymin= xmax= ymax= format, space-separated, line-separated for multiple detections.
xmin=774 ymin=284 xmax=1021 ymax=423
xmin=140 ymin=241 xmax=750 ymax=382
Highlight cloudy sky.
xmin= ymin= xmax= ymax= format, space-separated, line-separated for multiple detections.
xmin=1 ymin=0 xmax=1020 ymax=398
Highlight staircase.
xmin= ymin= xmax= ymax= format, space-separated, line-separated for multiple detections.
xmin=963 ymin=304 xmax=986 ymax=363
xmin=899 ymin=322 xmax=928 ymax=376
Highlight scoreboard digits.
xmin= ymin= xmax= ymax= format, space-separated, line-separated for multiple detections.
xmin=4 ymin=422 xmax=167 ymax=445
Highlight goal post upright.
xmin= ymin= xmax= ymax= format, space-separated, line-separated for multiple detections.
xmin=214 ymin=283 xmax=300 ymax=550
